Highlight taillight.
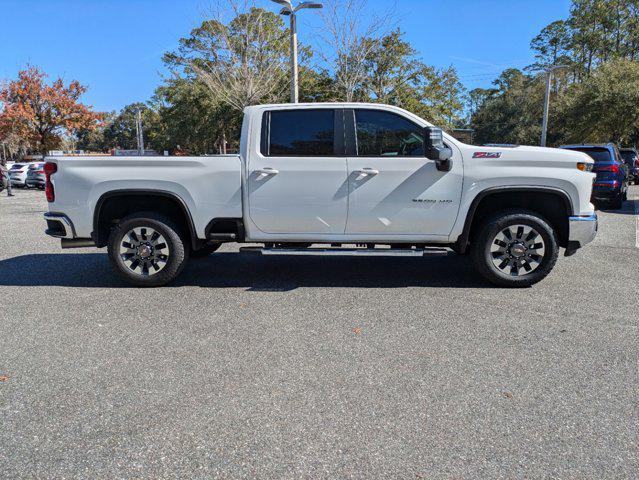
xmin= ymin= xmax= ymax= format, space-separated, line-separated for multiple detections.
xmin=596 ymin=164 xmax=619 ymax=173
xmin=44 ymin=162 xmax=57 ymax=202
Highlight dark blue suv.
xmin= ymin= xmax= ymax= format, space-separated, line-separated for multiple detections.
xmin=560 ymin=144 xmax=629 ymax=209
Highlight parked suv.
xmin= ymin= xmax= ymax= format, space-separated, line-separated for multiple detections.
xmin=560 ymin=144 xmax=629 ymax=209
xmin=26 ymin=162 xmax=46 ymax=189
xmin=620 ymin=148 xmax=639 ymax=185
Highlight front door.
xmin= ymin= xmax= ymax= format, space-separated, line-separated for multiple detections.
xmin=346 ymin=109 xmax=463 ymax=236
xmin=248 ymin=108 xmax=348 ymax=235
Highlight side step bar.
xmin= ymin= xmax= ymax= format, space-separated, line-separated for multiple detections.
xmin=239 ymin=247 xmax=449 ymax=257
xmin=208 ymin=233 xmax=237 ymax=241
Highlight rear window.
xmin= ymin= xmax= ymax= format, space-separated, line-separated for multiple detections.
xmin=10 ymin=164 xmax=24 ymax=170
xmin=567 ymin=148 xmax=611 ymax=163
xmin=264 ymin=109 xmax=335 ymax=157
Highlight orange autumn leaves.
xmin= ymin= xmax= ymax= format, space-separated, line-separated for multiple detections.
xmin=0 ymin=66 xmax=103 ymax=155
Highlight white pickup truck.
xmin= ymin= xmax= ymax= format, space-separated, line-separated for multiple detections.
xmin=42 ymin=103 xmax=598 ymax=287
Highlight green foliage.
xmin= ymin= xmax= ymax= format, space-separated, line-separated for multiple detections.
xmin=149 ymin=78 xmax=242 ymax=154
xmin=470 ymin=0 xmax=639 ymax=147
xmin=358 ymin=29 xmax=465 ymax=128
xmin=563 ymin=59 xmax=639 ymax=144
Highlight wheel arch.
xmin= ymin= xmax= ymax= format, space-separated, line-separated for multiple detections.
xmin=93 ymin=189 xmax=199 ymax=250
xmin=456 ymin=186 xmax=574 ymax=253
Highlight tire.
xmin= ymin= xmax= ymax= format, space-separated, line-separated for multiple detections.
xmin=471 ymin=210 xmax=559 ymax=288
xmin=190 ymin=243 xmax=221 ymax=258
xmin=107 ymin=212 xmax=188 ymax=287
xmin=610 ymin=195 xmax=623 ymax=210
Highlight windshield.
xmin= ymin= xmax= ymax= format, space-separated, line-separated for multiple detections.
xmin=567 ymin=148 xmax=612 ymax=163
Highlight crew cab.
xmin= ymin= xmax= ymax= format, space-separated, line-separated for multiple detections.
xmin=43 ymin=103 xmax=598 ymax=288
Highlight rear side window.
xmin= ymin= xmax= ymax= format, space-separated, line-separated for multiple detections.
xmin=568 ymin=148 xmax=611 ymax=163
xmin=263 ymin=109 xmax=335 ymax=157
xmin=355 ymin=110 xmax=424 ymax=157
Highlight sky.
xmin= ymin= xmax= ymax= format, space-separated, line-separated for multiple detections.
xmin=0 ymin=0 xmax=572 ymax=113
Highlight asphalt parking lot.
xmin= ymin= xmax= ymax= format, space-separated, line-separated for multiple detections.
xmin=1 ymin=187 xmax=638 ymax=479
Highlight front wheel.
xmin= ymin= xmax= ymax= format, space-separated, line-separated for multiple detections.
xmin=471 ymin=211 xmax=559 ymax=288
xmin=107 ymin=213 xmax=188 ymax=287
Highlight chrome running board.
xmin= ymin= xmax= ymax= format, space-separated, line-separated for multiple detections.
xmin=239 ymin=247 xmax=449 ymax=257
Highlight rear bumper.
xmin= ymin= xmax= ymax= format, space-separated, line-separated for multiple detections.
xmin=44 ymin=212 xmax=96 ymax=248
xmin=44 ymin=212 xmax=76 ymax=239
xmin=568 ymin=213 xmax=598 ymax=248
xmin=592 ymin=183 xmax=622 ymax=199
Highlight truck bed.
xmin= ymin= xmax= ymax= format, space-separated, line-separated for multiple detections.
xmin=46 ymin=155 xmax=242 ymax=240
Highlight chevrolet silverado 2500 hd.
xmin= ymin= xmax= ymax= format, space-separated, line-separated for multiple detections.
xmin=42 ymin=103 xmax=598 ymax=287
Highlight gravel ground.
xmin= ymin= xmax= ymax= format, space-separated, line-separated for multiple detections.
xmin=1 ymin=187 xmax=638 ymax=479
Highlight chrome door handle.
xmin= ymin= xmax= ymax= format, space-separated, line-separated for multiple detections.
xmin=355 ymin=168 xmax=379 ymax=176
xmin=255 ymin=168 xmax=279 ymax=176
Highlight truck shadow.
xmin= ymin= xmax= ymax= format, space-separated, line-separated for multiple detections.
xmin=0 ymin=252 xmax=491 ymax=290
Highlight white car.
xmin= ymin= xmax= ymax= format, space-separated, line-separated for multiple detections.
xmin=9 ymin=163 xmax=30 ymax=187
xmin=42 ymin=102 xmax=598 ymax=288
xmin=26 ymin=162 xmax=46 ymax=189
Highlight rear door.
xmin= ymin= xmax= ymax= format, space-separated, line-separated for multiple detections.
xmin=247 ymin=108 xmax=348 ymax=235
xmin=345 ymin=109 xmax=463 ymax=236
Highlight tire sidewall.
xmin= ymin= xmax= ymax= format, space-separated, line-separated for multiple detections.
xmin=474 ymin=212 xmax=558 ymax=287
xmin=108 ymin=214 xmax=187 ymax=287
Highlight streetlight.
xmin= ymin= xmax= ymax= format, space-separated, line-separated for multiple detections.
xmin=540 ymin=65 xmax=568 ymax=147
xmin=271 ymin=0 xmax=323 ymax=103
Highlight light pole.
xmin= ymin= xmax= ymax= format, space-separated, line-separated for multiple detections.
xmin=271 ymin=0 xmax=323 ymax=103
xmin=540 ymin=65 xmax=568 ymax=147
xmin=135 ymin=108 xmax=145 ymax=155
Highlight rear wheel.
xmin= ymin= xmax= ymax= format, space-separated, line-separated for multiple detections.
xmin=610 ymin=195 xmax=623 ymax=210
xmin=471 ymin=211 xmax=559 ymax=288
xmin=107 ymin=213 xmax=188 ymax=287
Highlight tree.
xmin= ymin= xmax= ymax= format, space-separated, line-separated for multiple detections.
xmin=470 ymin=69 xmax=549 ymax=145
xmin=76 ymin=112 xmax=116 ymax=152
xmin=166 ymin=2 xmax=291 ymax=112
xmin=358 ymin=29 xmax=465 ymax=128
xmin=319 ymin=0 xmax=391 ymax=101
xmin=150 ymin=77 xmax=242 ymax=154
xmin=529 ymin=20 xmax=572 ymax=72
xmin=563 ymin=59 xmax=639 ymax=144
xmin=102 ymin=103 xmax=157 ymax=150
xmin=0 ymin=66 xmax=103 ymax=157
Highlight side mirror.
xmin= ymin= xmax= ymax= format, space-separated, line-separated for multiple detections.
xmin=424 ymin=127 xmax=453 ymax=172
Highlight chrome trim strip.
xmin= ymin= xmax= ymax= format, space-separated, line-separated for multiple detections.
xmin=44 ymin=212 xmax=76 ymax=239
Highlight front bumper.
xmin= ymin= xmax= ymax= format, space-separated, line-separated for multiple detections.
xmin=568 ymin=213 xmax=598 ymax=248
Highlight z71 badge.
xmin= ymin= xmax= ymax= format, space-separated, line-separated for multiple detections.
xmin=473 ymin=152 xmax=502 ymax=159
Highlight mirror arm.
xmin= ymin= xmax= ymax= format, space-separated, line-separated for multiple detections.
xmin=435 ymin=158 xmax=452 ymax=172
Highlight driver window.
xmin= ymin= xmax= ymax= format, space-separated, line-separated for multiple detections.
xmin=355 ymin=110 xmax=424 ymax=157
